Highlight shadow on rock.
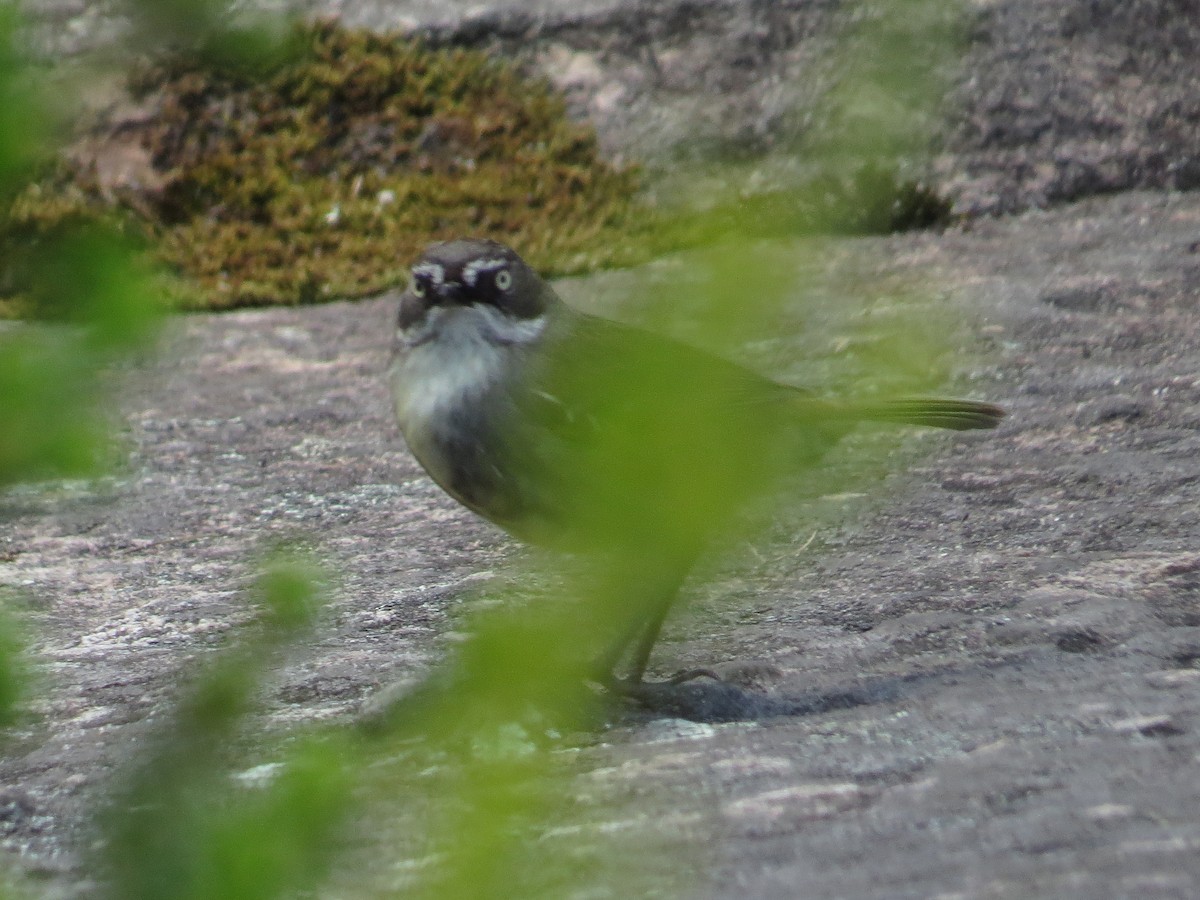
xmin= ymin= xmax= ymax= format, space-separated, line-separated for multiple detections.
xmin=618 ymin=677 xmax=905 ymax=723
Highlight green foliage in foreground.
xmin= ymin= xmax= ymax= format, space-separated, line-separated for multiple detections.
xmin=98 ymin=555 xmax=356 ymax=900
xmin=0 ymin=0 xmax=975 ymax=897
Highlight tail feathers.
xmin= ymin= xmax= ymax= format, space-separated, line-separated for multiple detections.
xmin=854 ymin=398 xmax=1006 ymax=431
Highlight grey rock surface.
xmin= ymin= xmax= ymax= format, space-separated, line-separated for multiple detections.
xmin=4 ymin=191 xmax=1199 ymax=897
xmin=4 ymin=0 xmax=1200 ymax=897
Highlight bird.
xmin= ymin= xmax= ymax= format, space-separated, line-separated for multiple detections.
xmin=387 ymin=238 xmax=1004 ymax=690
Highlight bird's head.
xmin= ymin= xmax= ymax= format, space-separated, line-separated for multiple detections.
xmin=395 ymin=239 xmax=556 ymax=348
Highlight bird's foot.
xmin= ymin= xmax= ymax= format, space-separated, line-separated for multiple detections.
xmin=663 ymin=667 xmax=722 ymax=685
xmin=600 ymin=667 xmax=721 ymax=696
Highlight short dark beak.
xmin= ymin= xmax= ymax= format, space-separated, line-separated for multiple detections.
xmin=435 ymin=281 xmax=465 ymax=304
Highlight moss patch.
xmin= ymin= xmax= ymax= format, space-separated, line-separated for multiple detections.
xmin=5 ymin=22 xmax=650 ymax=310
xmin=2 ymin=20 xmax=956 ymax=316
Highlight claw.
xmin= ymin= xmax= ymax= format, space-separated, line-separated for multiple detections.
xmin=664 ymin=667 xmax=721 ymax=685
xmin=600 ymin=667 xmax=722 ymax=695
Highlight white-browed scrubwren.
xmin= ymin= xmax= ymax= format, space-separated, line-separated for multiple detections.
xmin=388 ymin=238 xmax=1005 ymax=688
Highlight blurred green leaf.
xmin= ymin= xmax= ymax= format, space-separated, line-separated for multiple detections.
xmin=21 ymin=226 xmax=163 ymax=349
xmin=0 ymin=5 xmax=163 ymax=488
xmin=0 ymin=600 xmax=27 ymax=729
xmin=0 ymin=5 xmax=49 ymax=196
xmin=98 ymin=554 xmax=350 ymax=900
xmin=122 ymin=0 xmax=301 ymax=78
xmin=2 ymin=2 xmax=983 ymax=899
xmin=811 ymin=0 xmax=965 ymax=165
xmin=0 ymin=224 xmax=163 ymax=487
xmin=0 ymin=331 xmax=109 ymax=484
xmin=364 ymin=4 xmax=978 ymax=897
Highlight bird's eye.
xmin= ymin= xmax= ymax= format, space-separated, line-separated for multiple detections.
xmin=494 ymin=269 xmax=513 ymax=291
xmin=410 ymin=277 xmax=426 ymax=298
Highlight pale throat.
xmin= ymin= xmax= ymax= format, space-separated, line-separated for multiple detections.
xmin=389 ymin=303 xmax=548 ymax=434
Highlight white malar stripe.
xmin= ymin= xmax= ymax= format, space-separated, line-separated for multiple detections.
xmin=390 ymin=304 xmax=548 ymax=433
xmin=397 ymin=302 xmax=546 ymax=349
xmin=478 ymin=304 xmax=547 ymax=345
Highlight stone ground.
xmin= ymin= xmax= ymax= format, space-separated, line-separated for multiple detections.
xmin=4 ymin=1 xmax=1200 ymax=898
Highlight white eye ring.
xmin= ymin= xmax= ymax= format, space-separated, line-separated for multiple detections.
xmin=411 ymin=278 xmax=426 ymax=298
xmin=494 ymin=269 xmax=513 ymax=291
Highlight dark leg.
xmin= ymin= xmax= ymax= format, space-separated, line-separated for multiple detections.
xmin=588 ymin=554 xmax=687 ymax=687
xmin=590 ymin=613 xmax=648 ymax=685
xmin=627 ymin=607 xmax=720 ymax=686
xmin=594 ymin=550 xmax=720 ymax=689
xmin=623 ymin=599 xmax=671 ymax=684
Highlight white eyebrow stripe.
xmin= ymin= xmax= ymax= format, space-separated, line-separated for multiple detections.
xmin=412 ymin=262 xmax=445 ymax=284
xmin=461 ymin=257 xmax=509 ymax=286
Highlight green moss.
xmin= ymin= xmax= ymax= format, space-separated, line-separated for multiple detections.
xmin=2 ymin=21 xmax=956 ymax=315
xmin=5 ymin=22 xmax=651 ymax=311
